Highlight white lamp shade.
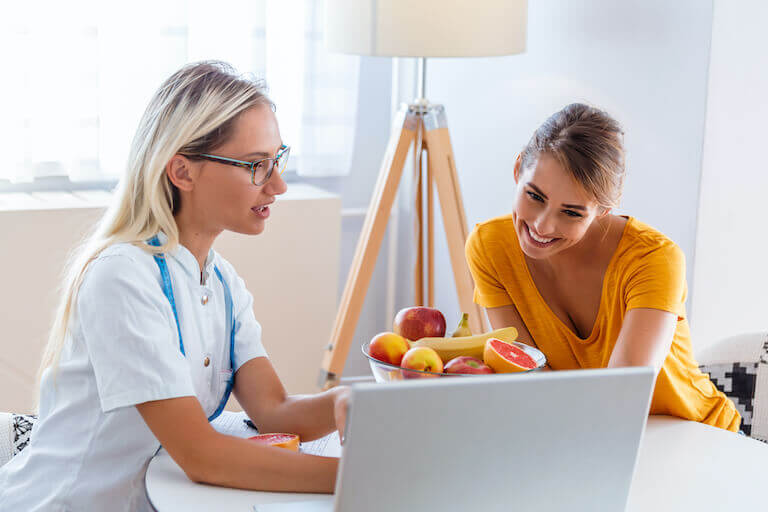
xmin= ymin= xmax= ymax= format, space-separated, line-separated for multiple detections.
xmin=325 ymin=0 xmax=527 ymax=58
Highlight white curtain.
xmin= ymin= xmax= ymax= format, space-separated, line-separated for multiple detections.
xmin=0 ymin=0 xmax=359 ymax=183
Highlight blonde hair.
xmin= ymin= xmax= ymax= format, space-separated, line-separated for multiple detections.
xmin=521 ymin=103 xmax=625 ymax=210
xmin=38 ymin=61 xmax=272 ymax=390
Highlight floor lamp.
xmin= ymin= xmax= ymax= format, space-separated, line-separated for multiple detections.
xmin=320 ymin=0 xmax=528 ymax=389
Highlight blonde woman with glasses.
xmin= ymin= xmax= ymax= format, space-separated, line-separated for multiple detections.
xmin=0 ymin=61 xmax=348 ymax=511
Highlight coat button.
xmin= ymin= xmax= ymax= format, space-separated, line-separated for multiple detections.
xmin=201 ymin=295 xmax=209 ymax=305
xmin=203 ymin=357 xmax=210 ymax=367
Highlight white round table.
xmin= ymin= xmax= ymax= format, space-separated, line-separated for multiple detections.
xmin=626 ymin=416 xmax=767 ymax=510
xmin=146 ymin=416 xmax=768 ymax=511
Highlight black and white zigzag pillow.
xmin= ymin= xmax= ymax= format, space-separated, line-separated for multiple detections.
xmin=699 ymin=362 xmax=758 ymax=435
xmin=12 ymin=414 xmax=36 ymax=456
xmin=699 ymin=334 xmax=768 ymax=441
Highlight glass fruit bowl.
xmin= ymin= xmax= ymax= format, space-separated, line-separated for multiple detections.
xmin=361 ymin=341 xmax=547 ymax=383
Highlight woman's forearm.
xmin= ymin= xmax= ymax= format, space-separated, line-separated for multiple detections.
xmin=187 ymin=431 xmax=338 ymax=492
xmin=257 ymin=388 xmax=340 ymax=441
xmin=485 ymin=304 xmax=538 ymax=348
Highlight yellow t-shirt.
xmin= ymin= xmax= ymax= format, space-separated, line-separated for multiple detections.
xmin=466 ymin=214 xmax=740 ymax=432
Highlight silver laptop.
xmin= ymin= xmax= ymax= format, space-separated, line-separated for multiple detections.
xmin=257 ymin=367 xmax=655 ymax=512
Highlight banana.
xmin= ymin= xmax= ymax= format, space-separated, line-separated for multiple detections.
xmin=412 ymin=326 xmax=519 ymax=362
xmin=450 ymin=313 xmax=472 ymax=337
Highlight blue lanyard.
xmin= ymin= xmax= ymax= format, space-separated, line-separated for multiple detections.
xmin=147 ymin=236 xmax=236 ymax=422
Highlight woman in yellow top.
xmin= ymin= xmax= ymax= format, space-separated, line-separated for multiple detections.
xmin=465 ymin=103 xmax=740 ymax=431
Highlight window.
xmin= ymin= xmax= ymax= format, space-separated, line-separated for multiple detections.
xmin=0 ymin=0 xmax=359 ymax=186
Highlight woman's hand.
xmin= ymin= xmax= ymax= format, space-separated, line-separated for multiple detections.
xmin=332 ymin=386 xmax=351 ymax=443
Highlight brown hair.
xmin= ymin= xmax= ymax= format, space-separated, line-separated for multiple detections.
xmin=520 ymin=103 xmax=625 ymax=210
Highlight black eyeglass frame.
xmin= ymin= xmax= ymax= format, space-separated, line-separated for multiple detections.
xmin=192 ymin=144 xmax=290 ymax=186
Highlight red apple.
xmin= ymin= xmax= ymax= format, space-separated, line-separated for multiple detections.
xmin=400 ymin=346 xmax=444 ymax=378
xmin=393 ymin=306 xmax=446 ymax=341
xmin=444 ymin=356 xmax=494 ymax=375
xmin=368 ymin=332 xmax=410 ymax=366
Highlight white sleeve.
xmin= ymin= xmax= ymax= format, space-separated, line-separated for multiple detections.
xmin=76 ymin=254 xmax=196 ymax=413
xmin=225 ymin=267 xmax=268 ymax=372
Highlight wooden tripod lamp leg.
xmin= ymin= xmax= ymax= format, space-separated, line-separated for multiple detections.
xmin=423 ymin=106 xmax=487 ymax=335
xmin=426 ymin=133 xmax=435 ymax=308
xmin=319 ymin=107 xmax=417 ymax=390
xmin=413 ymin=120 xmax=424 ymax=306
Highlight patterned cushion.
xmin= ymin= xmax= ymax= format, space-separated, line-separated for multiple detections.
xmin=12 ymin=414 xmax=36 ymax=455
xmin=0 ymin=413 xmax=37 ymax=467
xmin=700 ymin=362 xmax=759 ymax=435
xmin=698 ymin=333 xmax=768 ymax=441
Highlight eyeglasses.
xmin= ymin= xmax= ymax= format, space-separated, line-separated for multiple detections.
xmin=194 ymin=145 xmax=290 ymax=186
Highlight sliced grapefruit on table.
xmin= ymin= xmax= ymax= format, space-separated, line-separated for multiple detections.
xmin=483 ymin=338 xmax=537 ymax=373
xmin=248 ymin=433 xmax=300 ymax=451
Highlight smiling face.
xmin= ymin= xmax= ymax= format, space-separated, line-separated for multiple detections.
xmin=179 ymin=103 xmax=288 ymax=236
xmin=513 ymin=152 xmax=607 ymax=260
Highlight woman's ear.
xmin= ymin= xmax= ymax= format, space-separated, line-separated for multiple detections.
xmin=165 ymin=155 xmax=196 ymax=192
xmin=513 ymin=154 xmax=522 ymax=184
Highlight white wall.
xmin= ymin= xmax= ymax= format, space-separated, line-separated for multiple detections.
xmin=0 ymin=186 xmax=340 ymax=412
xmin=329 ymin=1 xmax=768 ymax=377
xmin=421 ymin=0 xmax=714 ymax=338
xmin=691 ymin=1 xmax=768 ymax=350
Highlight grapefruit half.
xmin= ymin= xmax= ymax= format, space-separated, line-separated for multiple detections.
xmin=483 ymin=338 xmax=537 ymax=373
xmin=248 ymin=433 xmax=300 ymax=451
